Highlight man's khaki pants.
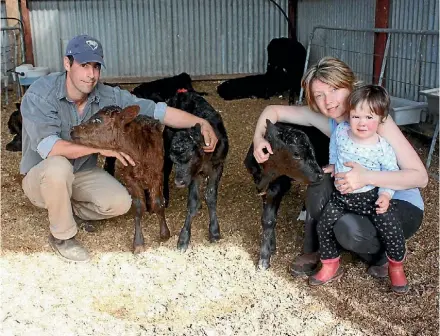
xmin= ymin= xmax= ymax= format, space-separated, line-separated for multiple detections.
xmin=22 ymin=156 xmax=132 ymax=240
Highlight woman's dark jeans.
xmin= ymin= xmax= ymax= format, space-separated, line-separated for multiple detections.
xmin=303 ymin=174 xmax=424 ymax=266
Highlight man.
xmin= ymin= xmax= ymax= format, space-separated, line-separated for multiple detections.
xmin=20 ymin=34 xmax=218 ymax=262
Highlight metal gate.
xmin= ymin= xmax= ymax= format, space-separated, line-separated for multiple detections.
xmin=1 ymin=17 xmax=25 ymax=104
xmin=299 ymin=26 xmax=439 ymax=180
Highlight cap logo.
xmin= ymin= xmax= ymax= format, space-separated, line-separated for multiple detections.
xmin=86 ymin=40 xmax=99 ymax=50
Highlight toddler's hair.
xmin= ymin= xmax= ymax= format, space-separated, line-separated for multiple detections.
xmin=348 ymin=84 xmax=390 ymax=122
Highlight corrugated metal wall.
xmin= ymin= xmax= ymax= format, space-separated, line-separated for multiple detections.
xmin=297 ymin=0 xmax=377 ymax=86
xmin=296 ymin=0 xmax=439 ymax=101
xmin=387 ymin=0 xmax=439 ymax=100
xmin=28 ymin=0 xmax=289 ymax=81
xmin=297 ymin=0 xmax=377 ymax=47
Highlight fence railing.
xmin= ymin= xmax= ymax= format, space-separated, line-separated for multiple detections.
xmin=1 ymin=17 xmax=25 ymax=104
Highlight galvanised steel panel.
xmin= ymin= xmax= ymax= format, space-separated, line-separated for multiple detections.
xmin=387 ymin=0 xmax=439 ymax=101
xmin=28 ymin=0 xmax=289 ymax=80
xmin=297 ymin=0 xmax=376 ymax=86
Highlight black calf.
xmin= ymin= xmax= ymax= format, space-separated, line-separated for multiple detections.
xmin=216 ymin=37 xmax=306 ymax=103
xmin=216 ymin=72 xmax=288 ymax=101
xmin=131 ymin=72 xmax=207 ymax=103
xmin=266 ymin=37 xmax=307 ymax=104
xmin=244 ymin=120 xmax=329 ymax=269
xmin=6 ymin=102 xmax=22 ymax=152
xmin=164 ymin=92 xmax=229 ymax=251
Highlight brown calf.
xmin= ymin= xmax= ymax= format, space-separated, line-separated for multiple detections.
xmin=71 ymin=105 xmax=170 ymax=253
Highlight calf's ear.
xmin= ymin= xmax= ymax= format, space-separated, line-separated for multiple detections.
xmin=265 ymin=119 xmax=283 ymax=150
xmin=119 ymin=105 xmax=140 ymax=125
xmin=190 ymin=123 xmax=204 ymax=145
xmin=265 ymin=119 xmax=279 ymax=139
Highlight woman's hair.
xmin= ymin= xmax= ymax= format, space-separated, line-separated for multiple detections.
xmin=348 ymin=84 xmax=390 ymax=122
xmin=301 ymin=57 xmax=359 ymax=112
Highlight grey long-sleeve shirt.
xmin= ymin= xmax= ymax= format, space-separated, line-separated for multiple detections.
xmin=20 ymin=72 xmax=167 ymax=174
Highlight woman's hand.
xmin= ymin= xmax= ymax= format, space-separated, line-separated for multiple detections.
xmin=253 ymin=137 xmax=273 ymax=163
xmin=99 ymin=149 xmax=136 ymax=167
xmin=200 ymin=122 xmax=218 ymax=153
xmin=334 ymin=161 xmax=369 ymax=194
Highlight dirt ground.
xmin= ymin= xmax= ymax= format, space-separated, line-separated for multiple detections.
xmin=1 ymin=81 xmax=438 ymax=336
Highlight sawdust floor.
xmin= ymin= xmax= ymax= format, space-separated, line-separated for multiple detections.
xmin=1 ymin=81 xmax=438 ymax=336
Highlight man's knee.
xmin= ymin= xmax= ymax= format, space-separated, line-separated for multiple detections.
xmin=333 ymin=214 xmax=381 ymax=254
xmin=98 ymin=190 xmax=132 ymax=216
xmin=41 ymin=156 xmax=74 ymax=184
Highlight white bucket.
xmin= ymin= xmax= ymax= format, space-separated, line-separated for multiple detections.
xmin=15 ymin=64 xmax=50 ymax=86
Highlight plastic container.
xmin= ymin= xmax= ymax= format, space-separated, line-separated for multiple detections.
xmin=15 ymin=65 xmax=50 ymax=86
xmin=389 ymin=96 xmax=428 ymax=126
xmin=419 ymin=88 xmax=439 ymax=123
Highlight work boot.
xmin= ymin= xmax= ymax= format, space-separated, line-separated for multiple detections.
xmin=308 ymin=256 xmax=344 ymax=286
xmin=290 ymin=251 xmax=320 ymax=276
xmin=48 ymin=234 xmax=90 ymax=262
xmin=367 ymin=262 xmax=389 ymax=278
xmin=73 ymin=214 xmax=96 ymax=233
xmin=388 ymin=257 xmax=409 ymax=294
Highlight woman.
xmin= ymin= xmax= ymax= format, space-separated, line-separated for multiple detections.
xmin=252 ymin=57 xmax=427 ymax=279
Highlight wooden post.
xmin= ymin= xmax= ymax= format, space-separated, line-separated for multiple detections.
xmin=5 ymin=0 xmax=23 ymax=67
xmin=373 ymin=0 xmax=390 ymax=85
xmin=5 ymin=0 xmax=20 ymax=27
xmin=288 ymin=0 xmax=298 ymax=39
xmin=20 ymin=0 xmax=34 ymax=65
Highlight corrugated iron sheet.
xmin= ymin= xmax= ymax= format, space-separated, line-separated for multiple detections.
xmin=297 ymin=0 xmax=377 ymax=85
xmin=296 ymin=0 xmax=438 ymax=101
xmin=28 ymin=0 xmax=289 ymax=81
xmin=297 ymin=0 xmax=377 ymax=46
xmin=387 ymin=0 xmax=439 ymax=100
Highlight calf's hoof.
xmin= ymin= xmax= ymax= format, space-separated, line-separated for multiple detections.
xmin=160 ymin=228 xmax=171 ymax=241
xmin=133 ymin=244 xmax=146 ymax=254
xmin=177 ymin=241 xmax=189 ymax=252
xmin=209 ymin=232 xmax=221 ymax=243
xmin=257 ymin=258 xmax=270 ymax=270
xmin=177 ymin=230 xmax=190 ymax=252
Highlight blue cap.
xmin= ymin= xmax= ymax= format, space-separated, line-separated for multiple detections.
xmin=65 ymin=35 xmax=105 ymax=67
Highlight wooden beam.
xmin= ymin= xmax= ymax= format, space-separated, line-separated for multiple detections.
xmin=20 ymin=0 xmax=34 ymax=65
xmin=373 ymin=0 xmax=390 ymax=85
xmin=288 ymin=0 xmax=298 ymax=39
xmin=5 ymin=0 xmax=20 ymax=27
xmin=5 ymin=0 xmax=24 ymax=67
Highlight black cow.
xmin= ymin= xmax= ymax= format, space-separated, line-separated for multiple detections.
xmin=244 ymin=120 xmax=329 ymax=269
xmin=6 ymin=102 xmax=22 ymax=152
xmin=216 ymin=37 xmax=306 ymax=103
xmin=164 ymin=92 xmax=229 ymax=251
xmin=216 ymin=72 xmax=289 ymax=101
xmin=266 ymin=37 xmax=307 ymax=104
xmin=131 ymin=72 xmax=207 ymax=103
